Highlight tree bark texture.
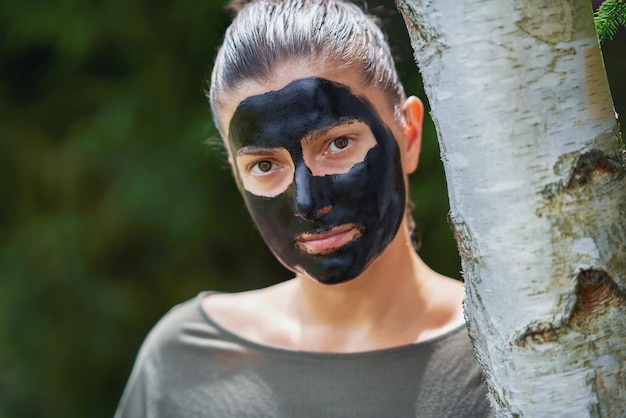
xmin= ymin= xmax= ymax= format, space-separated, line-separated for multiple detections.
xmin=396 ymin=0 xmax=626 ymax=416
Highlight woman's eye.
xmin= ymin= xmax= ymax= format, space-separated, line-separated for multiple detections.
xmin=251 ymin=160 xmax=274 ymax=175
xmin=328 ymin=137 xmax=352 ymax=152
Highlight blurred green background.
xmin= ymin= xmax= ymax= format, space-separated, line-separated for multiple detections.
xmin=0 ymin=1 xmax=624 ymax=417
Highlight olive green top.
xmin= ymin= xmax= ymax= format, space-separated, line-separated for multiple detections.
xmin=115 ymin=292 xmax=493 ymax=418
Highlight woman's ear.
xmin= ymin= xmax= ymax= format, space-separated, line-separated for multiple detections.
xmin=401 ymin=96 xmax=424 ymax=174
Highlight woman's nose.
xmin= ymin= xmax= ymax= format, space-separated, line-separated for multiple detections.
xmin=293 ymin=164 xmax=333 ymax=221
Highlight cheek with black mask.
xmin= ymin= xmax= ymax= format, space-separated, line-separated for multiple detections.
xmin=228 ymin=78 xmax=406 ymax=285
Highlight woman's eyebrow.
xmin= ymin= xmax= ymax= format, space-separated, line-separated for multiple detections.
xmin=300 ymin=117 xmax=360 ymax=145
xmin=237 ymin=147 xmax=282 ymax=157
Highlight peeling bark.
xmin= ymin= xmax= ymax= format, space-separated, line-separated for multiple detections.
xmin=396 ymin=0 xmax=626 ymax=416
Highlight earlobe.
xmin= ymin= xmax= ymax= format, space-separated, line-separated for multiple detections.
xmin=401 ymin=96 xmax=424 ymax=174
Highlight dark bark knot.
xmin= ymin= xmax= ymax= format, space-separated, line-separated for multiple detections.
xmin=573 ymin=268 xmax=624 ymax=314
xmin=513 ymin=268 xmax=625 ymax=348
xmin=541 ymin=149 xmax=625 ymax=199
xmin=514 ymin=320 xmax=560 ymax=348
xmin=566 ymin=149 xmax=625 ymax=188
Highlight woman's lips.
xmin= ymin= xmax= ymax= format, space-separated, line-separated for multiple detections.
xmin=295 ymin=224 xmax=362 ymax=254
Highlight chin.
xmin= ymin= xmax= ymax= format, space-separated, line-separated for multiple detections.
xmin=296 ymin=251 xmax=374 ymax=285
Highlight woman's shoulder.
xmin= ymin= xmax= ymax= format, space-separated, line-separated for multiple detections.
xmin=132 ymin=290 xmax=257 ymax=364
xmin=136 ymin=283 xmax=295 ymax=356
xmin=201 ymin=280 xmax=298 ymax=348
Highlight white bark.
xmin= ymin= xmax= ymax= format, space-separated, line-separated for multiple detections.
xmin=396 ymin=0 xmax=626 ymax=416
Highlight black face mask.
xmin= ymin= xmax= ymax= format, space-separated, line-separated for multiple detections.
xmin=228 ymin=78 xmax=405 ymax=284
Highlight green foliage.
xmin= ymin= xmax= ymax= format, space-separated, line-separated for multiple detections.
xmin=0 ymin=1 xmax=454 ymax=417
xmin=595 ymin=0 xmax=626 ymax=42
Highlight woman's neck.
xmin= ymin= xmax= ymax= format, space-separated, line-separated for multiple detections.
xmin=285 ymin=225 xmax=463 ymax=352
xmin=294 ymin=228 xmax=425 ymax=325
xmin=202 ymin=222 xmax=465 ymax=353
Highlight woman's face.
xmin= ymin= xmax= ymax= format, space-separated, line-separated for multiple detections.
xmin=219 ymin=65 xmax=412 ymax=285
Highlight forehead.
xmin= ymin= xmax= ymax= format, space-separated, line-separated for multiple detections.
xmin=228 ymin=78 xmax=377 ymax=150
xmin=217 ymin=62 xmax=396 ymax=142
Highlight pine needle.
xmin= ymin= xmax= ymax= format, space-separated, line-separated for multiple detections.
xmin=595 ymin=0 xmax=626 ymax=43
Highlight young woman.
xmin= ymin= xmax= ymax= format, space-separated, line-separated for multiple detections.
xmin=115 ymin=0 xmax=493 ymax=416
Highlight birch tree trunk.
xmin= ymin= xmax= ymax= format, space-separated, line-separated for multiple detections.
xmin=395 ymin=0 xmax=626 ymax=416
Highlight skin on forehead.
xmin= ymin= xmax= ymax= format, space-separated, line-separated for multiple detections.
xmin=229 ymin=78 xmax=374 ymax=148
xmin=216 ymin=60 xmax=405 ymax=153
